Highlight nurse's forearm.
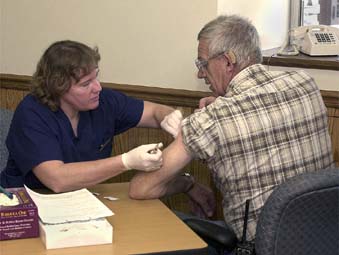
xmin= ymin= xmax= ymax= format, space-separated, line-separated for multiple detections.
xmin=33 ymin=155 xmax=128 ymax=193
xmin=138 ymin=101 xmax=175 ymax=128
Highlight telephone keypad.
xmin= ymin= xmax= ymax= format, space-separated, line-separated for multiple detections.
xmin=314 ymin=32 xmax=336 ymax=44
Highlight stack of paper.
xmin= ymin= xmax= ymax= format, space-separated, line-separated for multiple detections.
xmin=25 ymin=186 xmax=113 ymax=249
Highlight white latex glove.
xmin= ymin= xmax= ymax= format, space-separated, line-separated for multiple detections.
xmin=121 ymin=143 xmax=163 ymax=171
xmin=160 ymin=110 xmax=183 ymax=137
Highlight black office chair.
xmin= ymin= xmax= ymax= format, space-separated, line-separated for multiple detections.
xmin=184 ymin=167 xmax=339 ymax=255
xmin=0 ymin=108 xmax=14 ymax=171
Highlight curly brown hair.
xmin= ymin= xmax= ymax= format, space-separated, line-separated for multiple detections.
xmin=31 ymin=40 xmax=101 ymax=111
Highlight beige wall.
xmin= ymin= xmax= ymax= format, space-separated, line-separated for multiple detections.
xmin=218 ymin=0 xmax=289 ymax=50
xmin=1 ymin=0 xmax=337 ymax=92
xmin=0 ymin=0 xmax=217 ymax=91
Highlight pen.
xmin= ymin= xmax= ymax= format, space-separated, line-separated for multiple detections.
xmin=0 ymin=185 xmax=13 ymax=199
xmin=99 ymin=138 xmax=112 ymax=152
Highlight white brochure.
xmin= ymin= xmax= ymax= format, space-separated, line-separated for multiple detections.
xmin=24 ymin=185 xmax=114 ymax=224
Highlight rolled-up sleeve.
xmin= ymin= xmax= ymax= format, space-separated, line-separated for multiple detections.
xmin=181 ymin=107 xmax=219 ymax=160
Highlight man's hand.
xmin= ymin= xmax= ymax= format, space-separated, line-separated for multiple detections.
xmin=198 ymin=96 xmax=217 ymax=109
xmin=186 ymin=182 xmax=216 ymax=218
xmin=122 ymin=143 xmax=163 ymax=171
xmin=160 ymin=110 xmax=183 ymax=137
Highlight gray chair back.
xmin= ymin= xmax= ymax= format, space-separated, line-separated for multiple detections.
xmin=0 ymin=108 xmax=14 ymax=172
xmin=175 ymin=168 xmax=339 ymax=255
xmin=255 ymin=168 xmax=339 ymax=255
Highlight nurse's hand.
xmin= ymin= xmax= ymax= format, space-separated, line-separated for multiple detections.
xmin=161 ymin=110 xmax=183 ymax=137
xmin=121 ymin=143 xmax=163 ymax=171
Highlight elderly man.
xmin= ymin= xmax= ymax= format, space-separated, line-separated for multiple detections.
xmin=129 ymin=14 xmax=334 ymax=248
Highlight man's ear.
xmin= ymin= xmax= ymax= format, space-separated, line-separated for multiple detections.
xmin=224 ymin=50 xmax=237 ymax=66
xmin=223 ymin=53 xmax=236 ymax=74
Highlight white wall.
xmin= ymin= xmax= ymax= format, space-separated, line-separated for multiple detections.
xmin=1 ymin=0 xmax=337 ymax=92
xmin=0 ymin=0 xmax=216 ymax=91
xmin=218 ymin=0 xmax=289 ymax=50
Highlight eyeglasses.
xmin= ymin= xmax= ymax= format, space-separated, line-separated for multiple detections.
xmin=195 ymin=52 xmax=225 ymax=71
xmin=195 ymin=51 xmax=237 ymax=71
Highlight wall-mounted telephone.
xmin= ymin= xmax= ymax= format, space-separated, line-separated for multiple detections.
xmin=290 ymin=25 xmax=339 ymax=56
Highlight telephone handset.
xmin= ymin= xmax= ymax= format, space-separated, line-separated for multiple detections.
xmin=290 ymin=25 xmax=339 ymax=56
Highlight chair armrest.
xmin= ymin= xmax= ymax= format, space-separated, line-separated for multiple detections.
xmin=183 ymin=218 xmax=238 ymax=251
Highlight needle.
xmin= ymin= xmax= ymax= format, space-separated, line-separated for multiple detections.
xmin=148 ymin=143 xmax=160 ymax=154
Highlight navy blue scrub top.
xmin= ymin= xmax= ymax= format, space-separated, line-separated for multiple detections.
xmin=0 ymin=88 xmax=144 ymax=189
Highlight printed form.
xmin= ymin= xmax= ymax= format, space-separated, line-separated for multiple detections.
xmin=25 ymin=186 xmax=113 ymax=224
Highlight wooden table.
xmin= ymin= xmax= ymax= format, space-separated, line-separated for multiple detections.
xmin=0 ymin=183 xmax=207 ymax=255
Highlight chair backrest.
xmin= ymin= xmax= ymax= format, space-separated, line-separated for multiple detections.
xmin=0 ymin=108 xmax=14 ymax=171
xmin=255 ymin=168 xmax=339 ymax=255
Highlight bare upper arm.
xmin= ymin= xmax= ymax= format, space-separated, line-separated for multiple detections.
xmin=160 ymin=132 xmax=193 ymax=178
xmin=129 ymin=132 xmax=193 ymax=198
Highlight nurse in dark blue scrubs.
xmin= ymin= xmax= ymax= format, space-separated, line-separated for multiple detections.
xmin=0 ymin=40 xmax=182 ymax=192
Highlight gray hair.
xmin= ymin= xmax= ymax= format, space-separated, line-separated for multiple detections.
xmin=198 ymin=15 xmax=262 ymax=70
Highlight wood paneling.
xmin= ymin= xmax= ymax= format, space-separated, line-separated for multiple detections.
xmin=327 ymin=108 xmax=339 ymax=166
xmin=1 ymin=73 xmax=338 ymax=219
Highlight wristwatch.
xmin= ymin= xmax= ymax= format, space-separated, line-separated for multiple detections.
xmin=181 ymin=172 xmax=195 ymax=193
xmin=182 ymin=172 xmax=191 ymax=177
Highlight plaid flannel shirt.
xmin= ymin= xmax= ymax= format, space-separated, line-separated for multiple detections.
xmin=182 ymin=64 xmax=334 ymax=240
